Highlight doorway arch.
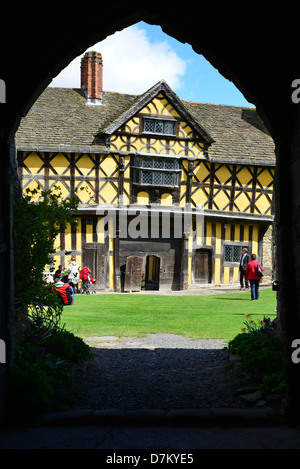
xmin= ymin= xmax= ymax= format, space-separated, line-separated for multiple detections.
xmin=1 ymin=4 xmax=300 ymax=422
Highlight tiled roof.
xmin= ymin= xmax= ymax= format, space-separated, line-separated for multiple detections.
xmin=16 ymin=86 xmax=275 ymax=166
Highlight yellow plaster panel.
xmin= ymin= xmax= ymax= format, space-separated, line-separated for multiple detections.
xmin=224 ymin=266 xmax=230 ymax=284
xmin=213 ymin=189 xmax=230 ymax=211
xmin=206 ymin=222 xmax=212 ymax=246
xmin=225 ymin=225 xmax=231 ymax=242
xmin=24 ymin=181 xmax=43 ymax=198
xmin=109 ymin=216 xmax=114 ymax=251
xmin=52 ymin=255 xmax=61 ymax=270
xmin=191 ymin=188 xmax=208 ymax=208
xmin=180 ymin=187 xmax=186 ymax=207
xmin=64 ymin=222 xmax=72 ymax=251
xmin=258 ymin=168 xmax=274 ymax=188
xmin=125 ymin=117 xmax=139 ymax=134
xmin=215 ymin=223 xmax=222 ymax=254
xmin=255 ymin=194 xmax=271 ymax=215
xmin=234 ymin=224 xmax=240 ymax=242
xmin=252 ymin=225 xmax=258 ymax=254
xmin=236 ymin=166 xmax=252 ymax=186
xmin=178 ymin=122 xmax=193 ymax=139
xmin=161 ymin=193 xmax=173 ymax=206
xmin=193 ymin=163 xmax=210 ymax=182
xmin=233 ymin=191 xmax=251 ymax=213
xmin=76 ymin=217 xmax=82 ymax=251
xmin=100 ymin=156 xmax=118 ymax=177
xmin=23 ymin=152 xmax=44 ymax=174
xmin=53 ymin=233 xmax=60 ymax=251
xmin=124 ymin=157 xmax=131 ymax=178
xmin=137 ymin=191 xmax=149 ymax=205
xmin=244 ymin=225 xmax=249 ymax=242
xmin=109 ymin=255 xmax=114 ymax=289
xmin=97 ymin=217 xmax=105 ymax=244
xmin=181 ymin=160 xmax=188 ymax=182
xmin=51 ymin=181 xmax=70 ymax=200
xmin=215 ymin=164 xmax=232 ymax=184
xmin=76 ymin=154 xmax=95 ymax=176
xmin=76 ymin=181 xmax=95 ymax=204
xmin=99 ymin=182 xmax=118 ymax=205
xmin=215 ymin=257 xmax=221 ymax=284
xmin=188 ymin=257 xmax=192 ymax=284
xmin=188 ymin=141 xmax=204 ymax=157
xmin=86 ymin=224 xmax=93 ymax=243
xmin=233 ymin=267 xmax=239 ymax=284
xmin=50 ymin=153 xmax=70 ymax=175
xmin=149 ymin=139 xmax=166 ymax=154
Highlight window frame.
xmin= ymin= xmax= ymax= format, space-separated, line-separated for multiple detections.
xmin=132 ymin=155 xmax=181 ymax=188
xmin=224 ymin=244 xmax=249 ymax=264
xmin=143 ymin=118 xmax=176 ymax=137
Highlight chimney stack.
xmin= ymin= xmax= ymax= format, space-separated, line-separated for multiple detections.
xmin=81 ymin=51 xmax=103 ymax=104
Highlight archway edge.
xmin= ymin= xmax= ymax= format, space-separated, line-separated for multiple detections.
xmin=1 ymin=3 xmax=300 ymax=422
xmin=0 ymin=3 xmax=296 ymax=141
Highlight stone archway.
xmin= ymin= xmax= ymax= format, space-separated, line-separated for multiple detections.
xmin=1 ymin=3 xmax=300 ymax=422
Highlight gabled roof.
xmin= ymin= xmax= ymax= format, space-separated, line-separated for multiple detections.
xmin=102 ymin=80 xmax=214 ymax=145
xmin=15 ymin=82 xmax=275 ymax=166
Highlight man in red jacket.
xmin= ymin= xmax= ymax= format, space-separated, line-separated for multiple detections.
xmin=245 ymin=254 xmax=264 ymax=300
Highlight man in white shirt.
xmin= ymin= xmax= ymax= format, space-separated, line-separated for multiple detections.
xmin=239 ymin=247 xmax=250 ymax=289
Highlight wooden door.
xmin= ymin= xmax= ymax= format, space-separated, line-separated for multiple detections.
xmin=193 ymin=249 xmax=212 ymax=283
xmin=124 ymin=256 xmax=143 ymax=292
xmin=82 ymin=243 xmax=106 ymax=290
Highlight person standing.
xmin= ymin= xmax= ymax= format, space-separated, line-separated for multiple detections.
xmin=246 ymin=254 xmax=264 ymax=300
xmin=239 ymin=247 xmax=250 ymax=290
xmin=68 ymin=255 xmax=80 ymax=293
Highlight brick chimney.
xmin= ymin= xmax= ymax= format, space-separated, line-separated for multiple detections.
xmin=81 ymin=51 xmax=103 ymax=104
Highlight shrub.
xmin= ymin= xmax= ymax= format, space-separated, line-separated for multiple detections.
xmin=43 ymin=328 xmax=93 ymax=363
xmin=226 ymin=314 xmax=286 ymax=396
xmin=8 ymin=325 xmax=92 ymax=415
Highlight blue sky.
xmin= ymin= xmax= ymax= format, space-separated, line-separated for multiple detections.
xmin=51 ymin=21 xmax=252 ymax=107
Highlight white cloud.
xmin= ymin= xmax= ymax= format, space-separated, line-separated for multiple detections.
xmin=50 ymin=24 xmax=187 ymax=94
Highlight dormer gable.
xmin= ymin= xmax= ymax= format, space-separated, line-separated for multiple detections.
xmin=101 ymin=80 xmax=214 ymax=145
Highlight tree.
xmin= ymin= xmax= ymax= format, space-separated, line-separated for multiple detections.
xmin=13 ymin=187 xmax=80 ymax=336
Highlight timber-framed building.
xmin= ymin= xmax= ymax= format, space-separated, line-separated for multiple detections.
xmin=15 ymin=51 xmax=275 ymax=292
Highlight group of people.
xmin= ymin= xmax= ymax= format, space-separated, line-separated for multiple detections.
xmin=45 ymin=256 xmax=80 ymax=306
xmin=239 ymin=248 xmax=264 ymax=300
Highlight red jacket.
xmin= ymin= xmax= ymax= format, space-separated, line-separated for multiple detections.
xmin=246 ymin=259 xmax=264 ymax=280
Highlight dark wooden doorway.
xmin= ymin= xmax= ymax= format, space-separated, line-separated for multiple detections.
xmin=82 ymin=243 xmax=107 ymax=290
xmin=124 ymin=255 xmax=143 ymax=292
xmin=145 ymin=255 xmax=160 ymax=290
xmin=193 ymin=249 xmax=212 ymax=284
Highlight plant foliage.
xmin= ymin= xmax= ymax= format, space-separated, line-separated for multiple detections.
xmin=13 ymin=186 xmax=79 ymax=334
xmin=226 ymin=314 xmax=286 ymax=395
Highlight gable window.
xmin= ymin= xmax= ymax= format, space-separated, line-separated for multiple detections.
xmin=143 ymin=118 xmax=175 ymax=136
xmin=132 ymin=155 xmax=180 ymax=187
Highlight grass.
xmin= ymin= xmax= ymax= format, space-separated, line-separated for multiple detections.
xmin=61 ymin=287 xmax=277 ymax=342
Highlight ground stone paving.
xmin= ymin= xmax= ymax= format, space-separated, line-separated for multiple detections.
xmin=72 ymin=334 xmax=249 ymax=411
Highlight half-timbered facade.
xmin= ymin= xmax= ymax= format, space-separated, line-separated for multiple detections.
xmin=15 ymin=51 xmax=275 ymax=291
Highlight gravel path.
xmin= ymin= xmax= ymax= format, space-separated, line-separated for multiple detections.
xmin=72 ymin=334 xmax=248 ymax=411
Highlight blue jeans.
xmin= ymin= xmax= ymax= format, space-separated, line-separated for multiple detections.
xmin=250 ymin=279 xmax=260 ymax=300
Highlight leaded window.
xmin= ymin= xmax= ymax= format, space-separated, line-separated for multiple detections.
xmin=133 ymin=156 xmax=180 ymax=187
xmin=224 ymin=245 xmax=247 ymax=263
xmin=143 ymin=118 xmax=175 ymax=136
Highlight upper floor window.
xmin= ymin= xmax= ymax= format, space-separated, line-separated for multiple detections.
xmin=132 ymin=155 xmax=180 ymax=187
xmin=143 ymin=118 xmax=175 ymax=136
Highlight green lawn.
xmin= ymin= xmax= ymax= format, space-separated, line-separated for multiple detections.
xmin=61 ymin=287 xmax=277 ymax=341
